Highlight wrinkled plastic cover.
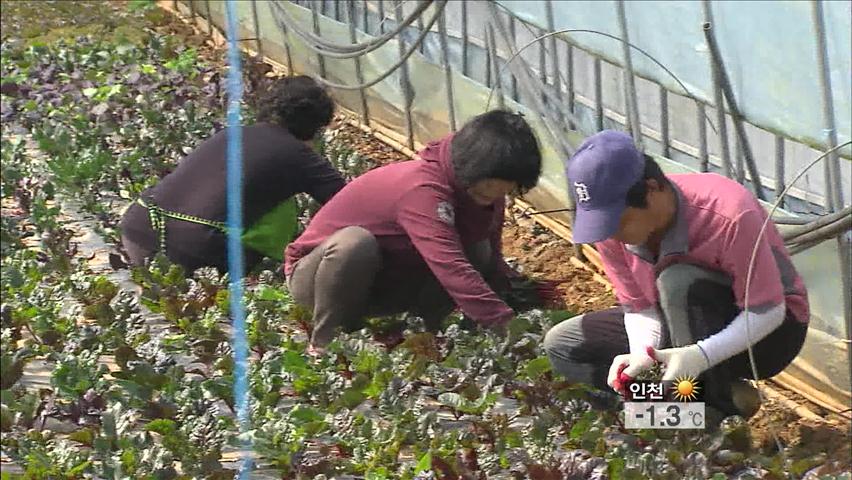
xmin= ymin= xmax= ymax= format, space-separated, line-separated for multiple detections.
xmin=498 ymin=0 xmax=852 ymax=158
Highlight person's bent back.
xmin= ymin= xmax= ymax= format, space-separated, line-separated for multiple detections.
xmin=120 ymin=75 xmax=345 ymax=273
xmin=284 ymin=110 xmax=542 ymax=353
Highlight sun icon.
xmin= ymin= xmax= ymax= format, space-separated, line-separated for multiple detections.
xmin=671 ymin=376 xmax=700 ymax=401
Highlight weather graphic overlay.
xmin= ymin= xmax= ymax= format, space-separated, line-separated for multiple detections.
xmin=623 ymin=377 xmax=705 ymax=430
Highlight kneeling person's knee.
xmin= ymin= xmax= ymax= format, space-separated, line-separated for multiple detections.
xmin=543 ymin=315 xmax=586 ymax=359
xmin=324 ymin=226 xmax=380 ymax=263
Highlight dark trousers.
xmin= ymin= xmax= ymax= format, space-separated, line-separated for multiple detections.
xmin=543 ymin=263 xmax=807 ymax=414
xmin=287 ymin=226 xmax=495 ymax=346
xmin=120 ymin=202 xmax=263 ymax=274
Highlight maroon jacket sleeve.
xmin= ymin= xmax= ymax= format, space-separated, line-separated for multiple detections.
xmin=396 ymin=185 xmax=515 ymax=327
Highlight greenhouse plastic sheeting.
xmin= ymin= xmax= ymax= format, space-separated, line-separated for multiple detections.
xmin=206 ymin=0 xmax=580 ymax=204
xmin=200 ymin=0 xmax=849 ymax=409
xmin=498 ymin=0 xmax=852 ymax=158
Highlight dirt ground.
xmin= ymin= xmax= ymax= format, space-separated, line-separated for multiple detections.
xmin=750 ymin=400 xmax=851 ymax=472
xmin=327 ymin=118 xmax=413 ymax=166
xmin=500 ymin=217 xmax=617 ymax=314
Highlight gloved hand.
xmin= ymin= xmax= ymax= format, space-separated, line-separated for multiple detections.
xmin=502 ymin=276 xmax=564 ymax=311
xmin=649 ymin=344 xmax=710 ymax=381
xmin=494 ymin=259 xmax=565 ymax=310
xmin=607 ymin=348 xmax=656 ymax=394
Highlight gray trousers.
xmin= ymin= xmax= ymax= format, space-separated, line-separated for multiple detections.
xmin=287 ymin=226 xmax=494 ymax=346
xmin=543 ymin=263 xmax=807 ymax=415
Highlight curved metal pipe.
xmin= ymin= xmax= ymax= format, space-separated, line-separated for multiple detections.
xmin=786 ymin=216 xmax=851 ymax=252
xmin=273 ymin=0 xmax=434 ymax=57
xmin=271 ymin=1 xmax=448 ymax=91
xmin=782 ymin=205 xmax=852 ymax=242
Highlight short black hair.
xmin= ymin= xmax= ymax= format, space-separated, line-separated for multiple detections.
xmin=625 ymin=154 xmax=670 ymax=208
xmin=451 ymin=110 xmax=542 ymax=192
xmin=256 ymin=75 xmax=334 ymax=141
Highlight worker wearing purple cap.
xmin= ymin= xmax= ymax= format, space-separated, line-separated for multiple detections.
xmin=543 ymin=130 xmax=809 ymax=421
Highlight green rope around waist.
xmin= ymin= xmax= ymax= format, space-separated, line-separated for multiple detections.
xmin=137 ymin=197 xmax=298 ymax=261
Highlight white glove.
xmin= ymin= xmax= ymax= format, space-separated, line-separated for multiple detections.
xmin=607 ymin=350 xmax=655 ymax=393
xmin=649 ymin=344 xmax=710 ymax=381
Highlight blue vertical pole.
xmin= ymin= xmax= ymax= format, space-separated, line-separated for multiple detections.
xmin=224 ymin=1 xmax=251 ymax=478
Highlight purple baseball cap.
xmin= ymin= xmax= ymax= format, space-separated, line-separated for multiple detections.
xmin=566 ymin=130 xmax=645 ymax=244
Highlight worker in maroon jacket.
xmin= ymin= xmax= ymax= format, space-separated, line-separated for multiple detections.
xmin=284 ymin=110 xmax=542 ymax=353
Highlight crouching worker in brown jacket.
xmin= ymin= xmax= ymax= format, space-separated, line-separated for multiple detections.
xmin=284 ymin=111 xmax=543 ymax=354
